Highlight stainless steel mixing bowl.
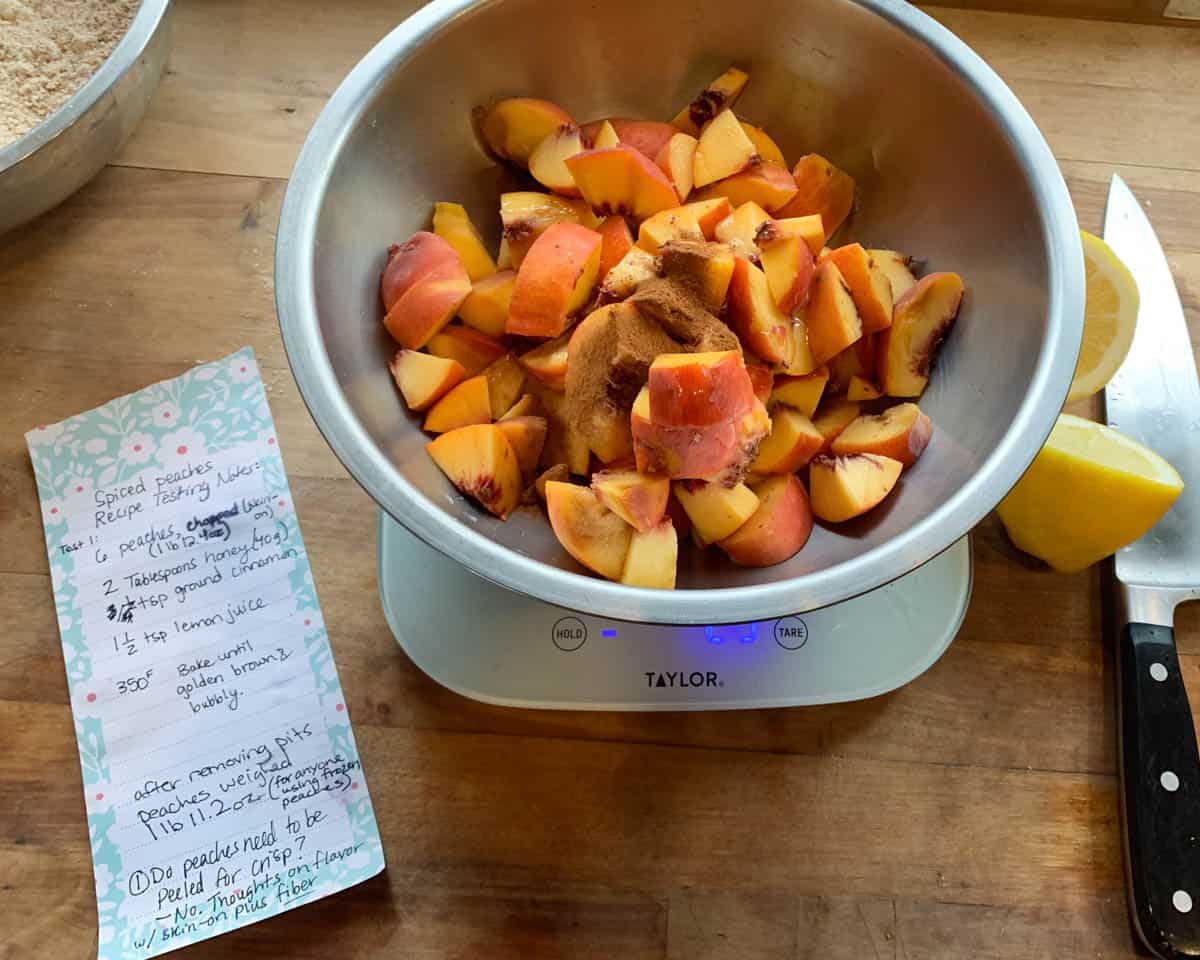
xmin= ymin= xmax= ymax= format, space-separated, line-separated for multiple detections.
xmin=276 ymin=0 xmax=1084 ymax=624
xmin=0 ymin=0 xmax=173 ymax=236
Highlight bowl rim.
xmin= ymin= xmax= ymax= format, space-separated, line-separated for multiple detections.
xmin=275 ymin=0 xmax=1085 ymax=625
xmin=0 ymin=0 xmax=172 ymax=175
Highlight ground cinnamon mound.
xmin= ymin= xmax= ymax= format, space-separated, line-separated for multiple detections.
xmin=0 ymin=0 xmax=139 ymax=148
xmin=627 ymin=278 xmax=740 ymax=353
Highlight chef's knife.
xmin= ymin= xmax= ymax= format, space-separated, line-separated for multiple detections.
xmin=1104 ymin=173 xmax=1200 ymax=959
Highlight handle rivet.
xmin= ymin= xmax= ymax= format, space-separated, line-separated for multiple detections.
xmin=1150 ymin=662 xmax=1168 ymax=682
xmin=1161 ymin=771 xmax=1181 ymax=792
xmin=1173 ymin=890 xmax=1193 ymax=913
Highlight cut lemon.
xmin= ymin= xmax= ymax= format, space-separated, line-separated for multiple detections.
xmin=997 ymin=414 xmax=1182 ymax=573
xmin=1068 ymin=231 xmax=1139 ymax=401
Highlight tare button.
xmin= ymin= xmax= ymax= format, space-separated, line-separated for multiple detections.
xmin=774 ymin=617 xmax=809 ymax=650
xmin=552 ymin=616 xmax=587 ymax=652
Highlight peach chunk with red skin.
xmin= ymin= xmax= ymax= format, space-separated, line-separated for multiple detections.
xmin=519 ymin=330 xmax=572 ymax=390
xmin=654 ymin=132 xmax=698 ymax=201
xmin=389 ymin=349 xmax=465 ymax=411
xmin=380 ymin=232 xmax=473 ymax=349
xmin=592 ymin=469 xmax=670 ymax=532
xmin=595 ymin=216 xmax=634 ymax=280
xmin=426 ymin=423 xmax=523 ymax=519
xmin=718 ymin=475 xmax=814 ymax=567
xmin=565 ymin=146 xmax=680 ymax=222
xmin=777 ymin=154 xmax=856 ymax=244
xmin=826 ymin=243 xmax=894 ymax=333
xmin=581 ymin=119 xmax=678 ymax=160
xmin=529 ymin=123 xmax=589 ymax=196
xmin=620 ymin=520 xmax=678 ymax=589
xmin=831 ymin=402 xmax=932 ymax=467
xmin=545 ymin=481 xmax=632 ymax=581
xmin=426 ymin=324 xmax=507 ymax=376
xmin=745 ymin=364 xmax=774 ymax=405
xmin=648 ymin=350 xmax=756 ymax=428
xmin=809 ymin=453 xmax=903 ymax=523
xmin=478 ymin=97 xmax=573 ymax=166
xmin=802 ymin=260 xmax=863 ymax=365
xmin=877 ymin=272 xmax=965 ymax=398
xmin=727 ymin=256 xmax=792 ymax=364
xmin=758 ymin=228 xmax=815 ymax=314
xmin=507 ymin=222 xmax=602 ymax=338
xmin=691 ymin=162 xmax=798 ymax=214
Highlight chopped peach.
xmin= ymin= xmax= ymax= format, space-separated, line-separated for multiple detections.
xmin=691 ymin=162 xmax=798 ymax=214
xmin=496 ymin=414 xmax=548 ymax=479
xmin=878 ymin=272 xmax=964 ymax=397
xmin=389 ymin=349 xmax=466 ymax=412
xmin=760 ymin=214 xmax=824 ymax=258
xmin=673 ymin=480 xmax=760 ymax=544
xmin=380 ymin=233 xmax=473 ymax=348
xmin=825 ymin=244 xmax=893 ymax=333
xmin=649 ymin=350 xmax=756 ymax=427
xmin=535 ymin=463 xmax=570 ymax=501
xmin=727 ymin=257 xmax=791 ymax=364
xmin=809 ymin=453 xmax=902 ymax=523
xmin=499 ymin=393 xmax=540 ymax=420
xmin=739 ymin=122 xmax=786 ymax=166
xmin=432 ymin=202 xmax=496 ymax=281
xmin=812 ymin=400 xmax=862 ymax=453
xmin=592 ymin=470 xmax=670 ymax=532
xmin=637 ymin=206 xmax=704 ymax=254
xmin=779 ymin=317 xmax=818 ymax=376
xmin=846 ymin=375 xmax=882 ymax=401
xmin=714 ymin=201 xmax=771 ymax=260
xmin=458 ymin=269 xmax=515 ymax=337
xmin=566 ymin=145 xmax=680 ymax=221
xmin=496 ymin=237 xmax=512 ymax=270
xmin=545 ymin=481 xmax=632 ymax=580
xmin=671 ymin=66 xmax=750 ymax=137
xmin=770 ymin=366 xmax=829 ymax=417
xmin=870 ymin=249 xmax=918 ymax=300
xmin=777 ymin=154 xmax=856 ymax=243
xmin=692 ymin=109 xmax=757 ymax=189
xmin=801 ymin=260 xmax=863 ymax=364
xmin=684 ymin=197 xmax=733 ymax=239
xmin=659 ymin=239 xmax=734 ymax=312
xmin=590 ymin=119 xmax=621 ymax=149
xmin=500 ymin=191 xmax=596 ymax=267
xmin=596 ymin=216 xmax=634 ymax=280
xmin=478 ymin=97 xmax=573 ymax=166
xmin=587 ymin=407 xmax=635 ymax=464
xmin=746 ymin=363 xmax=774 ymax=405
xmin=827 ymin=334 xmax=876 ymax=394
xmin=620 ymin=520 xmax=678 ymax=589
xmin=750 ymin=407 xmax=824 ymax=473
xmin=507 ymin=222 xmax=602 ymax=337
xmin=581 ymin=119 xmax=677 ymax=159
xmin=426 ymin=325 xmax=507 ymax=376
xmin=427 ymin=423 xmax=523 ymax=519
xmin=519 ymin=330 xmax=572 ymax=390
xmin=758 ymin=229 xmax=815 ymax=314
xmin=654 ymin=132 xmax=698 ymax=201
xmin=831 ymin=402 xmax=932 ymax=467
xmin=529 ymin=124 xmax=589 ymax=196
xmin=423 ymin=375 xmax=491 ymax=434
xmin=598 ymin=245 xmax=659 ymax=302
xmin=480 ymin=355 xmax=526 ymax=419
xmin=382 ymin=232 xmax=462 ymax=312
xmin=718 ymin=475 xmax=813 ymax=566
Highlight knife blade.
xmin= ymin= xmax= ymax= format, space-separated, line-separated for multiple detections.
xmin=1103 ymin=173 xmax=1200 ymax=960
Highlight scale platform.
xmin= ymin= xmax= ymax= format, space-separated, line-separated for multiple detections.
xmin=378 ymin=513 xmax=972 ymax=711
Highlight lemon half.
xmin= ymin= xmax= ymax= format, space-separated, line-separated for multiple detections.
xmin=1068 ymin=231 xmax=1140 ymax=401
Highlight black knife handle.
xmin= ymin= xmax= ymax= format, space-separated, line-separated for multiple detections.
xmin=1120 ymin=621 xmax=1200 ymax=958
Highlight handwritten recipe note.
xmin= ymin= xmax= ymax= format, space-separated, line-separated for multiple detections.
xmin=26 ymin=349 xmax=384 ymax=959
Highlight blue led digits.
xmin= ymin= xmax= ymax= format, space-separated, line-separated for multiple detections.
xmin=705 ymin=625 xmax=722 ymax=644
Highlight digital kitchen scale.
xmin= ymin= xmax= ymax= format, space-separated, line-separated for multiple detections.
xmin=378 ymin=513 xmax=972 ymax=710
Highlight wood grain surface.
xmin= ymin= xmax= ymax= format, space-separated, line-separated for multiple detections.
xmin=2 ymin=2 xmax=1199 ymax=957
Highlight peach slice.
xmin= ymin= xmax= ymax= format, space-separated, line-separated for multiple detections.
xmin=809 ymin=453 xmax=903 ymax=523
xmin=496 ymin=414 xmax=548 ymax=479
xmin=831 ymin=402 xmax=932 ymax=467
xmin=596 ymin=216 xmax=634 ymax=280
xmin=500 ymin=191 xmax=597 ymax=267
xmin=566 ymin=145 xmax=680 ymax=222
xmin=714 ymin=201 xmax=771 ymax=261
xmin=727 ymin=256 xmax=791 ymax=364
xmin=592 ymin=469 xmax=670 ymax=532
xmin=381 ymin=234 xmax=473 ymax=349
xmin=779 ymin=317 xmax=818 ymax=376
xmin=581 ymin=119 xmax=677 ymax=159
xmin=692 ymin=109 xmax=758 ymax=189
xmin=423 ymin=375 xmax=491 ymax=434
xmin=432 ymin=202 xmax=496 ymax=282
xmin=427 ymin=423 xmax=522 ymax=519
xmin=535 ymin=386 xmax=591 ymax=474
xmin=825 ymin=243 xmax=894 ymax=333
xmin=878 ymin=272 xmax=964 ymax=397
xmin=535 ymin=463 xmax=570 ymax=501
xmin=598 ymin=245 xmax=660 ymax=302
xmin=637 ymin=206 xmax=704 ymax=255
xmin=671 ymin=66 xmax=750 ymax=137
xmin=770 ymin=366 xmax=829 ymax=417
xmin=590 ymin=120 xmax=621 ymax=149
xmin=659 ymin=239 xmax=735 ymax=312
xmin=776 ymin=154 xmax=856 ymax=243
xmin=812 ymin=399 xmax=861 ymax=453
xmin=827 ymin=334 xmax=876 ymax=394
xmin=381 ymin=231 xmax=463 ymax=312
xmin=691 ymin=162 xmax=798 ymax=214
xmin=519 ymin=328 xmax=572 ymax=390
xmin=739 ymin=122 xmax=786 ymax=166
xmin=528 ymin=123 xmax=589 ymax=196
xmin=620 ymin=520 xmax=678 ymax=589
xmin=480 ymin=354 xmax=527 ymax=419
xmin=654 ymin=132 xmax=698 ymax=201
xmin=801 ymin=260 xmax=863 ymax=365
xmin=750 ymin=407 xmax=824 ymax=473
xmin=649 ymin=350 xmax=756 ymax=427
xmin=746 ymin=363 xmax=774 ymax=405
xmin=763 ymin=215 xmax=825 ymax=257
xmin=499 ymin=393 xmax=540 ymax=420
xmin=718 ymin=474 xmax=813 ymax=566
xmin=458 ymin=269 xmax=516 ymax=338
xmin=478 ymin=97 xmax=574 ymax=166
xmin=587 ymin=407 xmax=635 ymax=464
xmin=684 ymin=197 xmax=733 ymax=239
xmin=426 ymin=324 xmax=507 ymax=376
xmin=870 ymin=249 xmax=918 ymax=300
xmin=846 ymin=375 xmax=882 ymax=401
xmin=545 ymin=481 xmax=632 ymax=580
xmin=673 ymin=480 xmax=760 ymax=544
xmin=389 ymin=349 xmax=466 ymax=412
xmin=758 ymin=230 xmax=815 ymax=314
xmin=507 ymin=222 xmax=602 ymax=338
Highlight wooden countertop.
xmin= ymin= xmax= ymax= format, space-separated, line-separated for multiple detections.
xmin=2 ymin=2 xmax=1198 ymax=956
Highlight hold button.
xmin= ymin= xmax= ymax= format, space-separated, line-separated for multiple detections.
xmin=552 ymin=616 xmax=587 ymax=652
